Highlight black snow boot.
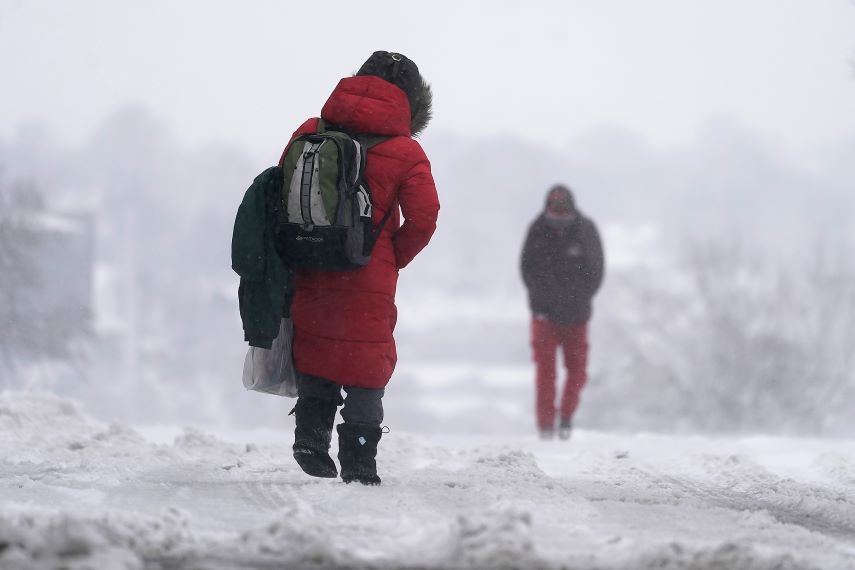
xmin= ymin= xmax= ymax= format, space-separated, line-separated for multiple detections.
xmin=337 ymin=423 xmax=382 ymax=485
xmin=291 ymin=397 xmax=338 ymax=478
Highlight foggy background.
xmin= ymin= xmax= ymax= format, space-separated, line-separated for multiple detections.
xmin=2 ymin=1 xmax=854 ymax=437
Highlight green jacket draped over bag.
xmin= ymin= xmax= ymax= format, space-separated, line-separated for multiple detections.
xmin=231 ymin=166 xmax=293 ymax=348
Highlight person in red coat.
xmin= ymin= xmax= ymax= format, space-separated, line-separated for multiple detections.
xmin=521 ymin=185 xmax=604 ymax=440
xmin=281 ymin=52 xmax=439 ymax=484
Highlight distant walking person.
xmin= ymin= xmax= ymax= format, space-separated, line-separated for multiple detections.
xmin=520 ymin=185 xmax=604 ymax=440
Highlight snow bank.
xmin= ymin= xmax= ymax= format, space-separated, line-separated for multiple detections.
xmin=632 ymin=542 xmax=819 ymax=570
xmin=1 ymin=391 xmax=853 ymax=570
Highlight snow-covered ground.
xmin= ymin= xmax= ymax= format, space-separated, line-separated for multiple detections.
xmin=1 ymin=392 xmax=854 ymax=570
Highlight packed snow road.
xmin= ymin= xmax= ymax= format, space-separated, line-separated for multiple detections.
xmin=1 ymin=392 xmax=853 ymax=569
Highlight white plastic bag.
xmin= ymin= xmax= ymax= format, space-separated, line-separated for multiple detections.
xmin=242 ymin=318 xmax=298 ymax=397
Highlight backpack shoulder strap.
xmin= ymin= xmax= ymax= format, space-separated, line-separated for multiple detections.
xmin=377 ymin=200 xmax=396 ymax=230
xmin=356 ymin=133 xmax=389 ymax=149
xmin=366 ymin=199 xmax=398 ymax=251
xmin=317 ymin=118 xmax=389 ymax=149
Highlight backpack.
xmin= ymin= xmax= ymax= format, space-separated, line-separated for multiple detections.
xmin=274 ymin=120 xmax=392 ymax=271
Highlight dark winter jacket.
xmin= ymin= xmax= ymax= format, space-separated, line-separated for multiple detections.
xmin=231 ymin=167 xmax=293 ymax=348
xmin=520 ymin=211 xmax=604 ymax=325
xmin=281 ymin=74 xmax=439 ymax=389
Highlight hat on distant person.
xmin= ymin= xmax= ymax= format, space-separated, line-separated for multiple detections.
xmin=545 ymin=184 xmax=576 ymax=216
xmin=356 ymin=51 xmax=433 ymax=136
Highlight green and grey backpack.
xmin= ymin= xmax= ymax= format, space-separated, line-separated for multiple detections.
xmin=274 ymin=120 xmax=391 ymax=271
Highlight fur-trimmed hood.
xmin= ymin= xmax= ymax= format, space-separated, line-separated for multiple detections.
xmin=354 ymin=51 xmax=432 ymax=137
xmin=321 ymin=75 xmax=429 ymax=138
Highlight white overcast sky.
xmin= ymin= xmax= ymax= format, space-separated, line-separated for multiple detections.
xmin=2 ymin=0 xmax=854 ymax=161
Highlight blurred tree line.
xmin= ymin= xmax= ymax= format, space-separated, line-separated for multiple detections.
xmin=2 ymin=107 xmax=854 ymax=434
xmin=0 ymin=172 xmax=91 ymax=375
xmin=586 ymin=239 xmax=855 ymax=436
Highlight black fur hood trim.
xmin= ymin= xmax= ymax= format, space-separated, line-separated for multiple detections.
xmin=410 ymin=78 xmax=432 ymax=137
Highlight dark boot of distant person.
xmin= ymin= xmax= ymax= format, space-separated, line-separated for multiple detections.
xmin=337 ymin=423 xmax=382 ymax=485
xmin=558 ymin=418 xmax=572 ymax=440
xmin=292 ymin=397 xmax=338 ymax=478
xmin=539 ymin=427 xmax=555 ymax=440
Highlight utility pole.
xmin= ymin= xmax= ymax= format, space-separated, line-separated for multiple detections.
xmin=120 ymin=205 xmax=139 ymax=420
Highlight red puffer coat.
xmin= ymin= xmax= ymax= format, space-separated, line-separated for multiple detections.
xmin=279 ymin=75 xmax=439 ymax=389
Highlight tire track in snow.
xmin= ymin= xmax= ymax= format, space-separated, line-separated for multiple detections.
xmin=235 ymin=468 xmax=297 ymax=511
xmin=629 ymin=456 xmax=855 ymax=543
xmin=99 ymin=462 xmax=314 ymax=530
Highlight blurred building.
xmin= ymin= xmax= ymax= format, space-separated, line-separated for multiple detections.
xmin=31 ymin=211 xmax=95 ymax=321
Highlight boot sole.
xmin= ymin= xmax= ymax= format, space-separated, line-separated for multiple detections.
xmin=293 ymin=448 xmax=338 ymax=478
xmin=342 ymin=476 xmax=381 ymax=486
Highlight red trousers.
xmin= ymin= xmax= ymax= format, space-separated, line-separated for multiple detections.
xmin=530 ymin=317 xmax=589 ymax=431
